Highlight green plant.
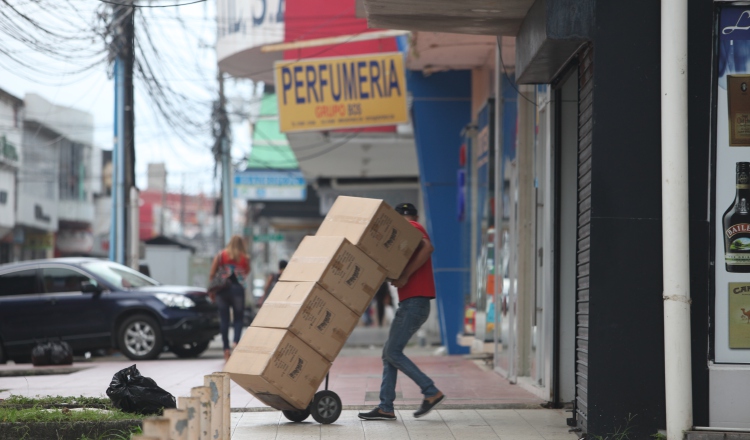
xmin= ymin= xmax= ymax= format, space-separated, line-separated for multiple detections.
xmin=77 ymin=425 xmax=142 ymax=440
xmin=1 ymin=395 xmax=112 ymax=408
xmin=650 ymin=433 xmax=667 ymax=440
xmin=0 ymin=394 xmax=146 ymax=423
xmin=587 ymin=414 xmax=637 ymax=440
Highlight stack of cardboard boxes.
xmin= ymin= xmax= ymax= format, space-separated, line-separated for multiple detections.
xmin=224 ymin=196 xmax=423 ymax=410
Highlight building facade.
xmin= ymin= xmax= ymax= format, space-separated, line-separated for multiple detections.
xmin=0 ymin=92 xmax=101 ymax=262
xmin=360 ymin=0 xmax=727 ymax=438
xmin=0 ymin=88 xmax=23 ymax=264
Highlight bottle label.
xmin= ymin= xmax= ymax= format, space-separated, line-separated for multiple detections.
xmin=736 ymin=113 xmax=750 ymax=138
xmin=726 ymin=223 xmax=750 ymax=265
xmin=726 ymin=252 xmax=750 ymax=265
xmin=726 ymin=223 xmax=750 ymax=238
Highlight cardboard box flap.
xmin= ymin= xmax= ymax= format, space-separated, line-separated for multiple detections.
xmin=252 ymin=282 xmax=317 ymax=329
xmin=280 ymin=236 xmax=346 ymax=282
xmin=319 ymin=196 xmax=382 ymax=227
xmin=224 ymin=327 xmax=285 ymax=375
xmin=265 ymin=281 xmax=317 ymax=304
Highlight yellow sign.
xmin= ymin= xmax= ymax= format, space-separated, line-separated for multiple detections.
xmin=25 ymin=232 xmax=54 ymax=250
xmin=729 ymin=282 xmax=750 ymax=348
xmin=275 ymin=52 xmax=408 ymax=133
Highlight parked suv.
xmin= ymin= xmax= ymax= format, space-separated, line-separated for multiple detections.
xmin=0 ymin=258 xmax=219 ymax=362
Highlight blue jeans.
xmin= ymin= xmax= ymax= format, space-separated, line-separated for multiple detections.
xmin=217 ymin=283 xmax=245 ymax=350
xmin=379 ymin=297 xmax=439 ymax=413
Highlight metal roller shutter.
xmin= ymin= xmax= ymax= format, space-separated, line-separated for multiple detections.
xmin=575 ymin=43 xmax=593 ymax=434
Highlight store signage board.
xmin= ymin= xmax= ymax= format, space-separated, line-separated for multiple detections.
xmin=233 ymin=170 xmax=306 ymax=201
xmin=254 ymin=233 xmax=284 ymax=242
xmin=714 ymin=5 xmax=750 ymax=362
xmin=274 ymin=52 xmax=408 ymax=133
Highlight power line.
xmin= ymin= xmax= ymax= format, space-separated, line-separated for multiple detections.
xmin=498 ymin=44 xmax=536 ymax=107
xmin=98 ymin=0 xmax=207 ymax=8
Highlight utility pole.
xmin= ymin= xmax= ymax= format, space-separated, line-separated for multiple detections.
xmin=123 ymin=0 xmax=136 ymax=265
xmin=181 ymin=173 xmax=186 ymax=236
xmin=108 ymin=0 xmax=135 ymax=264
xmin=214 ymin=70 xmax=232 ymax=245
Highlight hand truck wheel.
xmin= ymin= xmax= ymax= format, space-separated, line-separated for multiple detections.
xmin=308 ymin=390 xmax=342 ymax=424
xmin=282 ymin=408 xmax=310 ymax=422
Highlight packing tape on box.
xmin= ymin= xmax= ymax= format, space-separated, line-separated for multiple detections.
xmin=327 ymin=215 xmax=370 ymax=224
xmin=235 ymin=346 xmax=271 ymax=354
xmin=363 ymin=284 xmax=375 ymax=295
xmin=291 ymin=256 xmax=330 ymax=264
xmin=267 ymin=302 xmax=296 ymax=309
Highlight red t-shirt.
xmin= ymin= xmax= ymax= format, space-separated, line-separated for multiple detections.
xmin=220 ymin=250 xmax=250 ymax=280
xmin=397 ymin=221 xmax=436 ymax=302
xmin=219 ymin=249 xmax=250 ymax=275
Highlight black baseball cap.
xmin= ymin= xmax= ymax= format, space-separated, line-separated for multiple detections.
xmin=395 ymin=203 xmax=418 ymax=216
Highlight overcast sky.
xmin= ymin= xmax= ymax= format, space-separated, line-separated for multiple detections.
xmin=1 ymin=0 xmax=255 ymax=195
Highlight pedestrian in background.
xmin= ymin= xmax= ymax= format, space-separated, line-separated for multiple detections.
xmin=260 ymin=259 xmax=287 ymax=307
xmin=209 ymin=235 xmax=250 ymax=362
xmin=375 ymin=281 xmax=391 ymax=327
xmin=359 ymin=203 xmax=445 ymax=421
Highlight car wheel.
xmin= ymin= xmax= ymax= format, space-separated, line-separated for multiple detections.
xmin=118 ymin=314 xmax=163 ymax=360
xmin=170 ymin=340 xmax=210 ymax=358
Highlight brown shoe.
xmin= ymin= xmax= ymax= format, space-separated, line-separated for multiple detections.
xmin=414 ymin=391 xmax=445 ymax=418
xmin=224 ymin=349 xmax=231 ymax=362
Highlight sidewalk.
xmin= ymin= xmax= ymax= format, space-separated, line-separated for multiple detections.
xmin=0 ymin=327 xmax=579 ymax=439
xmin=230 ymin=409 xmax=579 ymax=440
xmin=0 ymin=344 xmax=543 ymax=409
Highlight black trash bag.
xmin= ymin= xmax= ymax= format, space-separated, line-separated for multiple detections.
xmin=31 ymin=342 xmax=51 ymax=366
xmin=49 ymin=341 xmax=73 ymax=365
xmin=31 ymin=341 xmax=73 ymax=366
xmin=106 ymin=364 xmax=176 ymax=415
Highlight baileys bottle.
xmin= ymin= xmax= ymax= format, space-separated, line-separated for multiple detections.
xmin=724 ymin=162 xmax=750 ymax=272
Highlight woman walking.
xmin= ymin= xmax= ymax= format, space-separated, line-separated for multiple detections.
xmin=209 ymin=235 xmax=250 ymax=361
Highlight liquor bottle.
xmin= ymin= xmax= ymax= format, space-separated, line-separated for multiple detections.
xmin=724 ymin=162 xmax=750 ymax=272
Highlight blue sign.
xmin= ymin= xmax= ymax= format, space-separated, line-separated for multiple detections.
xmin=721 ymin=6 xmax=750 ymax=41
xmin=233 ymin=169 xmax=307 ymax=201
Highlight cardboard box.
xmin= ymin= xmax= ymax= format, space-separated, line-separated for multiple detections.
xmin=224 ymin=327 xmax=331 ymax=411
xmin=315 ymin=196 xmax=423 ymax=278
xmin=280 ymin=235 xmax=387 ymax=315
xmin=252 ymin=281 xmax=359 ymax=361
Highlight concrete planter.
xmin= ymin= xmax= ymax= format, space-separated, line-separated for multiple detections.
xmin=0 ymin=419 xmax=141 ymax=440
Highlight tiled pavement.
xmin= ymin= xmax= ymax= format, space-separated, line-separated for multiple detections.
xmin=0 ymin=327 xmax=578 ymax=439
xmin=325 ymin=347 xmax=544 ymax=409
xmin=0 ymin=345 xmax=543 ymax=409
xmin=231 ymin=409 xmax=579 ymax=440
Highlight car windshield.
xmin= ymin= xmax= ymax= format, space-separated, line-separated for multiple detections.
xmin=81 ymin=260 xmax=160 ymax=289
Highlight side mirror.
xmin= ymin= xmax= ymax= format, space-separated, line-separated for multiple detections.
xmin=81 ymin=281 xmax=101 ymax=295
